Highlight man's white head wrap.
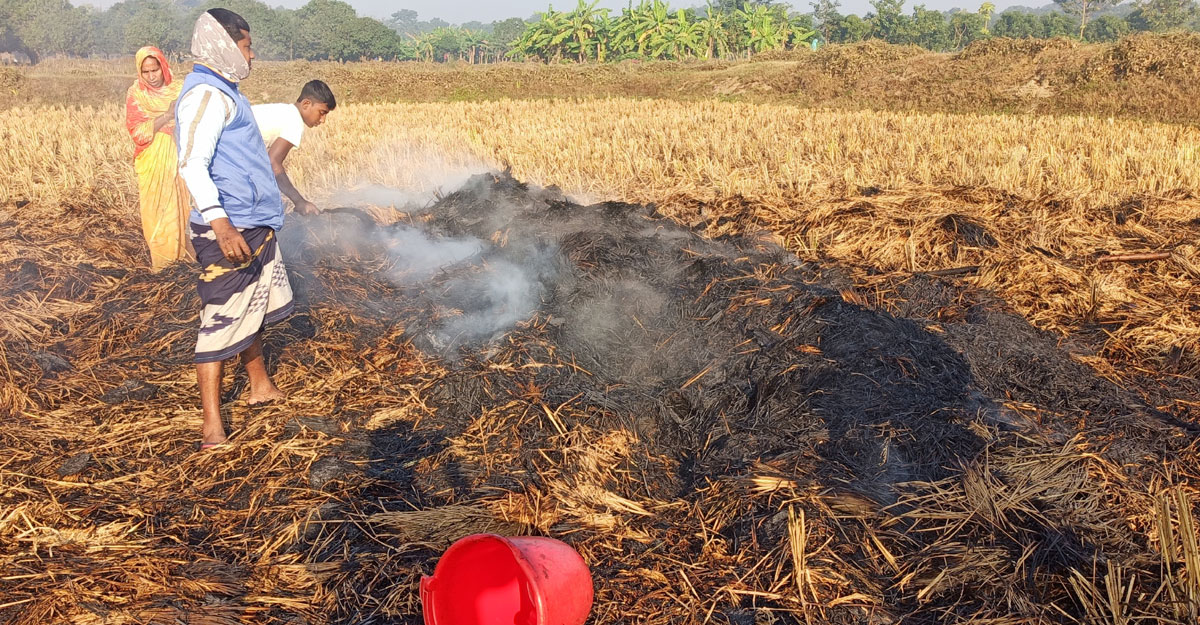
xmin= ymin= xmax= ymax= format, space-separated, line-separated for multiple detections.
xmin=190 ymin=11 xmax=250 ymax=82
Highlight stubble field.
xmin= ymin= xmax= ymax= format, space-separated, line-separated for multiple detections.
xmin=1 ymin=50 xmax=1199 ymax=625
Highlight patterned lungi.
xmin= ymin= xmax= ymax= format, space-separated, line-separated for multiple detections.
xmin=191 ymin=222 xmax=293 ymax=363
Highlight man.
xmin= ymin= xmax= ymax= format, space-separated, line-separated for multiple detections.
xmin=175 ymin=8 xmax=293 ymax=449
xmin=252 ymin=81 xmax=336 ymax=216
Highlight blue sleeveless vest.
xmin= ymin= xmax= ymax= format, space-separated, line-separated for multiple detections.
xmin=177 ymin=65 xmax=284 ymax=231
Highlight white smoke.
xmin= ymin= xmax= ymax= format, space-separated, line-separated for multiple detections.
xmin=325 ymin=144 xmax=493 ymax=211
xmin=431 ymin=259 xmax=546 ymax=352
xmin=287 ymin=172 xmax=555 ymax=357
xmin=379 ymin=227 xmax=483 ymax=283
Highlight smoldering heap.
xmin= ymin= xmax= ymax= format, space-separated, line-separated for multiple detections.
xmin=1 ymin=172 xmax=1197 ymax=625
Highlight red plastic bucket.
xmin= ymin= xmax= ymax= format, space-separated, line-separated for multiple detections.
xmin=421 ymin=534 xmax=594 ymax=625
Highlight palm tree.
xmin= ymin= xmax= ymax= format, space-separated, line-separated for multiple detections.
xmin=978 ymin=1 xmax=996 ymax=33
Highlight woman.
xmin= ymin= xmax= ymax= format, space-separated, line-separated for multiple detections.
xmin=125 ymin=46 xmax=194 ymax=270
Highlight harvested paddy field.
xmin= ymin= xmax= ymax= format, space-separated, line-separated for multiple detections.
xmin=3 ymin=171 xmax=1199 ymax=624
xmin=2 ymin=93 xmax=1200 ymax=623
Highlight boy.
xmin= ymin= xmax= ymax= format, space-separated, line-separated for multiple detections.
xmin=175 ymin=8 xmax=294 ymax=449
xmin=252 ymin=81 xmax=336 ymax=215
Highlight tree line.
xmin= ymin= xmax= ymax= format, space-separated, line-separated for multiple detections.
xmin=1 ymin=0 xmax=1197 ymax=63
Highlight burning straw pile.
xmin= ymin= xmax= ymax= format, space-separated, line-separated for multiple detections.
xmin=2 ymin=173 xmax=1199 ymax=624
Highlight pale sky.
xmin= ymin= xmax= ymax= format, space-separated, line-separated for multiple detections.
xmin=81 ymin=0 xmax=1046 ymax=23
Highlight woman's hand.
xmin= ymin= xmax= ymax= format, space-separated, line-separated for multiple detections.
xmin=151 ymin=101 xmax=178 ymax=134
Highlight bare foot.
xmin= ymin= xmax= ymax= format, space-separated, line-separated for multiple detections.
xmin=201 ymin=428 xmax=227 ymax=447
xmin=246 ymin=384 xmax=286 ymax=405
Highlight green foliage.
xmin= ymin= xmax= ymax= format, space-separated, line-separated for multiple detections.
xmin=979 ymin=2 xmax=997 ymax=32
xmin=830 ymin=14 xmax=873 ymax=43
xmin=22 ymin=4 xmax=93 ymax=56
xmin=1085 ymin=13 xmax=1133 ymax=39
xmin=992 ymin=11 xmax=1046 ymax=37
xmin=512 ymin=0 xmax=814 ymax=62
xmin=912 ymin=5 xmax=952 ymax=50
xmin=1041 ymin=12 xmax=1082 ymax=36
xmin=492 ymin=17 xmax=529 ymax=48
xmin=869 ymin=0 xmax=917 ymax=43
xmin=811 ymin=0 xmax=842 ymax=42
xmin=94 ymin=0 xmax=188 ymax=56
xmin=949 ymin=10 xmax=989 ymax=47
xmin=385 ymin=9 xmax=449 ymax=37
xmin=697 ymin=5 xmax=732 ymax=58
xmin=1054 ymin=0 xmax=1123 ymax=37
xmin=1128 ymin=0 xmax=1198 ymax=31
xmin=0 ymin=0 xmax=1194 ymax=66
xmin=1 ymin=0 xmax=94 ymax=57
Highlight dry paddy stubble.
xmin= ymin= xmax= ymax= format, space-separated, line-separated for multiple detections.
xmin=6 ymin=99 xmax=1200 ymax=208
xmin=3 ymin=96 xmax=1200 ymax=625
xmin=3 ymin=98 xmax=1200 ymax=374
xmin=295 ymin=100 xmax=1200 ymax=202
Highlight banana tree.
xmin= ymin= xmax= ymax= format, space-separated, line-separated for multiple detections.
xmin=614 ymin=0 xmax=674 ymax=57
xmin=782 ymin=11 xmax=818 ymax=49
xmin=697 ymin=4 xmax=731 ymax=59
xmin=651 ymin=9 xmax=704 ymax=59
xmin=737 ymin=4 xmax=785 ymax=55
xmin=565 ymin=0 xmax=606 ymax=61
xmin=461 ymin=29 xmax=486 ymax=64
xmin=511 ymin=7 xmax=571 ymax=62
xmin=593 ymin=11 xmax=615 ymax=61
xmin=407 ymin=32 xmax=434 ymax=62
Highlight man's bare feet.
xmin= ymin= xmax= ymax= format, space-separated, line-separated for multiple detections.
xmin=246 ymin=383 xmax=286 ymax=405
xmin=201 ymin=427 xmax=228 ymax=447
xmin=241 ymin=337 xmax=284 ymax=405
xmin=198 ymin=360 xmax=227 ymax=446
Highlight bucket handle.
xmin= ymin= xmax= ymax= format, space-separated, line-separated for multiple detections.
xmin=420 ymin=576 xmax=435 ymax=625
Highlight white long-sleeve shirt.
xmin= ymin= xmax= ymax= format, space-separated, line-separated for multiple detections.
xmin=176 ymin=84 xmax=235 ymax=224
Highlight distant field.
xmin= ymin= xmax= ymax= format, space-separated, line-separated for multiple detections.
xmin=4 ymin=33 xmax=1200 ymax=123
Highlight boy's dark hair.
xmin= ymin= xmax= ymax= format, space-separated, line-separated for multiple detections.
xmin=207 ymin=8 xmax=250 ymax=42
xmin=298 ymin=80 xmax=337 ymax=110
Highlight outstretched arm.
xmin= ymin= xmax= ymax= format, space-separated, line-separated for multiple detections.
xmin=267 ymin=138 xmax=317 ymax=215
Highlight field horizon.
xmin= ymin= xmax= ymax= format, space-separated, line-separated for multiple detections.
xmin=5 ymin=32 xmax=1200 ymax=124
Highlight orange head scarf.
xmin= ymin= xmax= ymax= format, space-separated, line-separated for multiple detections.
xmin=126 ymin=47 xmax=183 ymax=157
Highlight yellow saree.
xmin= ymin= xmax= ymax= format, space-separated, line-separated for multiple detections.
xmin=126 ymin=47 xmax=194 ymax=270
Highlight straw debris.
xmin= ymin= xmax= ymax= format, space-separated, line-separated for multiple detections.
xmin=3 ymin=170 xmax=1196 ymax=624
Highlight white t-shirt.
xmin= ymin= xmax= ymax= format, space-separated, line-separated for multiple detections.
xmin=252 ymin=102 xmax=305 ymax=148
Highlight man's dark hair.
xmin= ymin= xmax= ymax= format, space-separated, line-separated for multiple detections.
xmin=298 ymin=80 xmax=337 ymax=110
xmin=207 ymin=8 xmax=250 ymax=42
